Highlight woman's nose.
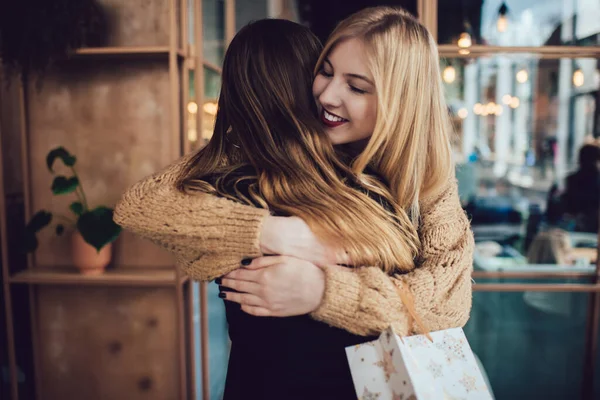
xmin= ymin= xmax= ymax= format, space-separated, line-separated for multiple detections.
xmin=318 ymin=81 xmax=342 ymax=109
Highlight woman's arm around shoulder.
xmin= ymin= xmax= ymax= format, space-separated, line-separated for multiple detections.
xmin=113 ymin=154 xmax=269 ymax=280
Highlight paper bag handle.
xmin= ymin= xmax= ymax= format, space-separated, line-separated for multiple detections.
xmin=395 ymin=282 xmax=433 ymax=342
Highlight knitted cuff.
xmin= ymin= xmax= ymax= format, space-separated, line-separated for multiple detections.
xmin=310 ymin=266 xmax=362 ymax=327
xmin=211 ymin=203 xmax=269 ymax=258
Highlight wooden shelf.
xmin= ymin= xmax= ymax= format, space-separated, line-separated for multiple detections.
xmin=10 ymin=267 xmax=188 ymax=287
xmin=438 ymin=44 xmax=600 ymax=59
xmin=72 ymin=46 xmax=186 ymax=58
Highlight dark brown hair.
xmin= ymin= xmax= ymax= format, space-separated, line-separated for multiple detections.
xmin=176 ymin=19 xmax=416 ymax=272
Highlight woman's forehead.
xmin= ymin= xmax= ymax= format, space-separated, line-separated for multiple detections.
xmin=324 ymin=38 xmax=373 ymax=78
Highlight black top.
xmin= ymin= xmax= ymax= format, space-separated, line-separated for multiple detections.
xmin=206 ymin=166 xmax=389 ymax=400
xmin=562 ymin=169 xmax=600 ymax=232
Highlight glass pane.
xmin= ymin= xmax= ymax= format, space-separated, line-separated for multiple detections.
xmin=188 ymin=0 xmax=194 ymax=45
xmin=192 ymin=282 xmax=202 ymax=399
xmin=438 ymin=0 xmax=600 ymax=46
xmin=466 ymin=288 xmax=590 ymax=398
xmin=202 ymin=67 xmax=221 ymax=145
xmin=236 ymin=0 xmax=268 ymax=31
xmin=298 ymin=1 xmax=417 ymax=42
xmin=186 ymin=70 xmax=198 ymax=146
xmin=595 ymin=310 xmax=600 ymax=399
xmin=203 ymin=0 xmax=225 ymax=65
xmin=447 ymin=56 xmax=600 ymax=262
xmin=207 ymin=281 xmax=229 ymax=400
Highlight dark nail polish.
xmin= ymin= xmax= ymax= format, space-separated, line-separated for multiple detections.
xmin=241 ymin=258 xmax=252 ymax=266
xmin=218 ymin=292 xmax=226 ymax=299
xmin=215 ymin=278 xmax=222 ymax=285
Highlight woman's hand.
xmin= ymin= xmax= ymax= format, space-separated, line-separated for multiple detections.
xmin=259 ymin=216 xmax=348 ymax=266
xmin=218 ymin=256 xmax=326 ymax=317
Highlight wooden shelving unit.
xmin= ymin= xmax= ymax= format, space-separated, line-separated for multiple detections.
xmin=9 ymin=267 xmax=188 ymax=287
xmin=72 ymin=46 xmax=187 ymax=58
xmin=0 ymin=0 xmax=203 ymax=399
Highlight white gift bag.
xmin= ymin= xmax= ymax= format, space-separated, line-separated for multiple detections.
xmin=345 ymin=327 xmax=493 ymax=399
xmin=345 ymin=284 xmax=492 ymax=400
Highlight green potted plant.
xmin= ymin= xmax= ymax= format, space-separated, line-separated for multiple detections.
xmin=24 ymin=147 xmax=121 ymax=275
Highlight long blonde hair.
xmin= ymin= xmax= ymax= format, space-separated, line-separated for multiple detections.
xmin=316 ymin=7 xmax=455 ymax=254
xmin=176 ymin=19 xmax=416 ymax=272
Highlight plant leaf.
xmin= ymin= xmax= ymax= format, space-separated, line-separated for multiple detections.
xmin=26 ymin=210 xmax=52 ymax=232
xmin=46 ymin=147 xmax=76 ymax=172
xmin=77 ymin=206 xmax=122 ymax=252
xmin=70 ymin=201 xmax=84 ymax=216
xmin=51 ymin=176 xmax=79 ymax=195
xmin=56 ymin=224 xmax=65 ymax=236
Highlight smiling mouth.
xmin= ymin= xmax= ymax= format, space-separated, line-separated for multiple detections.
xmin=321 ymin=109 xmax=348 ymax=128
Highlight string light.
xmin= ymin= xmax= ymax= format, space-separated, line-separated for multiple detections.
xmin=203 ymin=102 xmax=218 ymax=115
xmin=509 ymin=97 xmax=520 ymax=108
xmin=516 ymin=69 xmax=528 ymax=83
xmin=502 ymin=94 xmax=513 ymax=105
xmin=458 ymin=108 xmax=468 ymax=119
xmin=187 ymin=101 xmax=198 ymax=114
xmin=443 ymin=66 xmax=456 ymax=83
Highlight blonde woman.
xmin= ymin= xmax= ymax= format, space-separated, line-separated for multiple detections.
xmin=115 ymin=4 xmax=473 ymax=372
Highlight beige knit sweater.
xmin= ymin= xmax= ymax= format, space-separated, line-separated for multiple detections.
xmin=114 ymin=155 xmax=474 ymax=337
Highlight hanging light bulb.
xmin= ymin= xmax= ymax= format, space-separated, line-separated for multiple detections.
xmin=458 ymin=20 xmax=473 ymax=55
xmin=473 ymin=103 xmax=483 ymax=115
xmin=497 ymin=2 xmax=509 ymax=33
xmin=443 ymin=66 xmax=456 ymax=83
xmin=502 ymin=94 xmax=513 ymax=105
xmin=458 ymin=108 xmax=468 ymax=119
xmin=516 ymin=69 xmax=528 ymax=83
xmin=509 ymin=97 xmax=520 ymax=108
xmin=573 ymin=68 xmax=584 ymax=87
xmin=458 ymin=32 xmax=472 ymax=49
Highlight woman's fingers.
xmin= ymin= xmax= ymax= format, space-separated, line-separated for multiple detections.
xmin=243 ymin=255 xmax=286 ymax=270
xmin=221 ymin=291 xmax=266 ymax=307
xmin=223 ymin=268 xmax=261 ymax=282
xmin=335 ymin=249 xmax=351 ymax=265
xmin=220 ymin=278 xmax=262 ymax=295
xmin=240 ymin=305 xmax=272 ymax=317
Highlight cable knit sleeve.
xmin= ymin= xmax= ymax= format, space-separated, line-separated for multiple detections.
xmin=310 ymin=179 xmax=474 ymax=336
xmin=113 ymin=155 xmax=269 ymax=281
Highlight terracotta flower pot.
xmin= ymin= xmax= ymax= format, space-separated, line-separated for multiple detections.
xmin=71 ymin=231 xmax=112 ymax=275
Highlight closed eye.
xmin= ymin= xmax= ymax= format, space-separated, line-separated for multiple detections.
xmin=319 ymin=68 xmax=333 ymax=78
xmin=349 ymin=85 xmax=367 ymax=94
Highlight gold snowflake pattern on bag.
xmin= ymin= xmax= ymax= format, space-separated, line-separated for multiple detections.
xmin=362 ymin=387 xmax=382 ymax=400
xmin=427 ymin=360 xmax=444 ymax=379
xmin=392 ymin=393 xmax=417 ymax=400
xmin=435 ymin=332 xmax=467 ymax=363
xmin=459 ymin=373 xmax=478 ymax=393
xmin=374 ymin=349 xmax=398 ymax=382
